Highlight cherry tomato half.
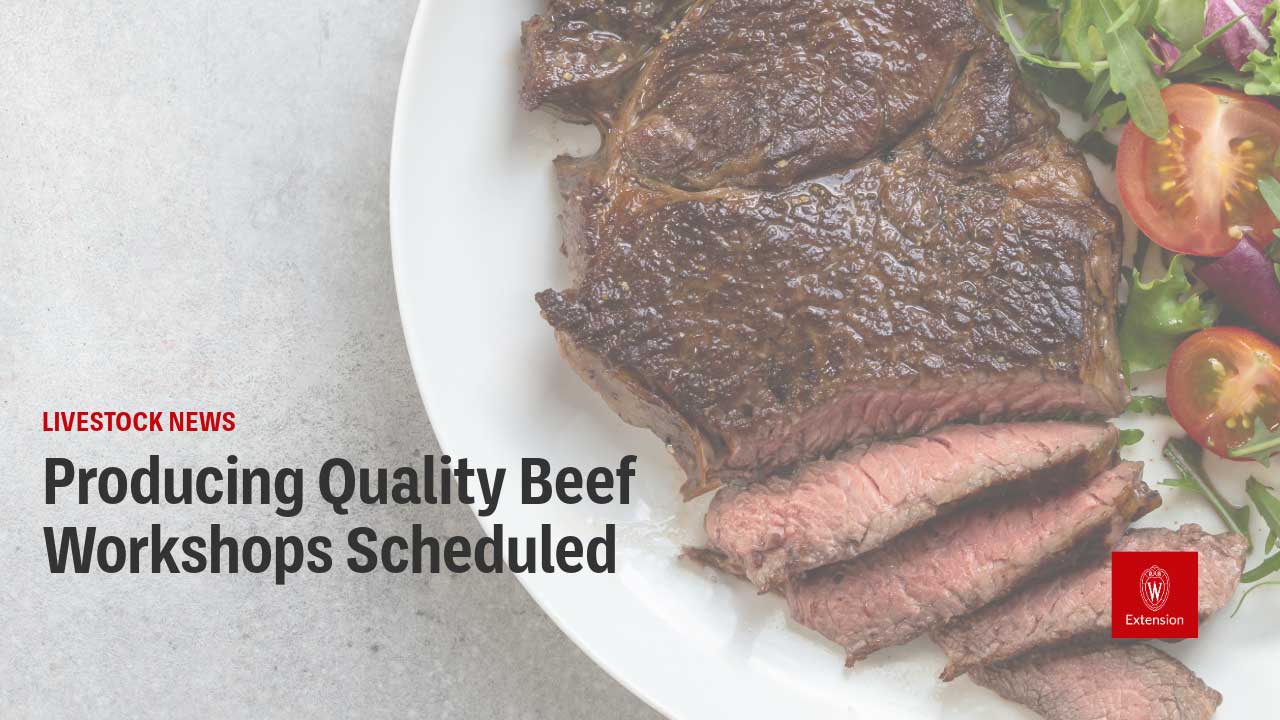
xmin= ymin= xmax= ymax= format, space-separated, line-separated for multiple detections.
xmin=1166 ymin=327 xmax=1280 ymax=462
xmin=1117 ymin=84 xmax=1280 ymax=257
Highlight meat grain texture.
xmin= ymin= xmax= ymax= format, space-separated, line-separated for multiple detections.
xmin=705 ymin=422 xmax=1119 ymax=589
xmin=970 ymin=642 xmax=1223 ymax=720
xmin=934 ymin=524 xmax=1249 ymax=680
xmin=785 ymin=462 xmax=1157 ymax=665
xmin=522 ymin=0 xmax=1128 ymax=498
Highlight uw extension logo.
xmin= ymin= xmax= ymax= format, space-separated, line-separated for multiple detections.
xmin=1139 ymin=564 xmax=1171 ymax=612
xmin=1112 ymin=551 xmax=1198 ymax=639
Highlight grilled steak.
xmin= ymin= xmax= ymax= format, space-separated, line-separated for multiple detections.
xmin=785 ymin=462 xmax=1156 ymax=666
xmin=970 ymin=642 xmax=1223 ymax=720
xmin=523 ymin=0 xmax=1127 ymax=498
xmin=705 ymin=422 xmax=1119 ymax=590
xmin=934 ymin=524 xmax=1248 ymax=680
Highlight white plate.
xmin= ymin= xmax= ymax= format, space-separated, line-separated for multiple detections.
xmin=389 ymin=2 xmax=1280 ymax=717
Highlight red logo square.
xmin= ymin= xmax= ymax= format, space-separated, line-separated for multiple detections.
xmin=1111 ymin=551 xmax=1198 ymax=639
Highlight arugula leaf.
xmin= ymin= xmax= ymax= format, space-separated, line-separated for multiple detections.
xmin=1163 ymin=437 xmax=1253 ymax=550
xmin=1106 ymin=0 xmax=1142 ymax=33
xmin=1135 ymin=0 xmax=1162 ymax=33
xmin=1119 ymin=256 xmax=1220 ymax=373
xmin=1119 ymin=428 xmax=1146 ymax=445
xmin=1242 ymin=551 xmax=1280 ymax=582
xmin=1097 ymin=98 xmax=1132 ymax=129
xmin=1091 ymin=0 xmax=1170 ymax=138
xmin=1085 ymin=70 xmax=1117 ymax=113
xmin=1227 ymin=418 xmax=1280 ymax=466
xmin=1126 ymin=394 xmax=1171 ymax=414
xmin=1230 ymin=581 xmax=1280 ymax=616
xmin=1246 ymin=476 xmax=1280 ymax=552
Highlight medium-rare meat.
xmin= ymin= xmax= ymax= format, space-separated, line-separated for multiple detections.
xmin=522 ymin=0 xmax=1128 ymax=498
xmin=970 ymin=642 xmax=1223 ymax=720
xmin=934 ymin=524 xmax=1248 ymax=680
xmin=704 ymin=422 xmax=1119 ymax=590
xmin=785 ymin=462 xmax=1157 ymax=666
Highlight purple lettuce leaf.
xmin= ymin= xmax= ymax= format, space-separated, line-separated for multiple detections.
xmin=1207 ymin=0 xmax=1276 ymax=68
xmin=1149 ymin=33 xmax=1182 ymax=74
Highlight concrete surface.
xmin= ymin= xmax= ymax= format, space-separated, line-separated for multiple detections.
xmin=0 ymin=2 xmax=659 ymax=718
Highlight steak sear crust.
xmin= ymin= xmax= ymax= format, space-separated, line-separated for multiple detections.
xmin=524 ymin=0 xmax=1127 ymax=498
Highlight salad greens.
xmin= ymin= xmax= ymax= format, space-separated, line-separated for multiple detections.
xmin=1161 ymin=438 xmax=1252 ymax=549
xmin=1125 ymin=394 xmax=1171 ymax=413
xmin=1241 ymin=475 xmax=1280 ymax=609
xmin=1247 ymin=476 xmax=1280 ymax=552
xmin=1228 ymin=419 xmax=1280 ymax=464
xmin=993 ymin=0 xmax=1280 ymax=610
xmin=1245 ymin=4 xmax=1280 ymax=93
xmin=1118 ymin=255 xmax=1219 ymax=373
xmin=990 ymin=0 xmax=1280 ymax=139
xmin=1163 ymin=441 xmax=1280 ymax=605
xmin=1119 ymin=428 xmax=1146 ymax=445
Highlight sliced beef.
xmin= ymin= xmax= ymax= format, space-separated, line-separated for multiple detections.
xmin=525 ymin=0 xmax=1127 ymax=498
xmin=705 ymin=422 xmax=1119 ymax=590
xmin=934 ymin=524 xmax=1248 ymax=680
xmin=785 ymin=462 xmax=1157 ymax=666
xmin=970 ymin=642 xmax=1223 ymax=720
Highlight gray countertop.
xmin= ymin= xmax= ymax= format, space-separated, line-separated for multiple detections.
xmin=0 ymin=2 xmax=658 ymax=717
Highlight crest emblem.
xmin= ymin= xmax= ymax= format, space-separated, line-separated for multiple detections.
xmin=1139 ymin=564 xmax=1171 ymax=612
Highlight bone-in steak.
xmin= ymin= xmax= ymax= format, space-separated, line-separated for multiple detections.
xmin=522 ymin=0 xmax=1127 ymax=498
xmin=704 ymin=422 xmax=1119 ymax=590
xmin=934 ymin=524 xmax=1248 ymax=680
xmin=970 ymin=642 xmax=1223 ymax=720
xmin=784 ymin=462 xmax=1157 ymax=666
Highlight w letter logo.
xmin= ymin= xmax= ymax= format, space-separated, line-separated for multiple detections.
xmin=1139 ymin=564 xmax=1171 ymax=612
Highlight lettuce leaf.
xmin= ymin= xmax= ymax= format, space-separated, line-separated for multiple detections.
xmin=1119 ymin=256 xmax=1220 ymax=373
xmin=1242 ymin=1 xmax=1280 ymax=93
xmin=1157 ymin=0 xmax=1208 ymax=49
